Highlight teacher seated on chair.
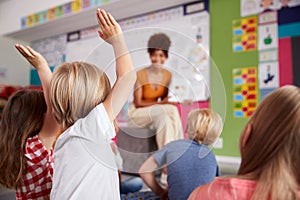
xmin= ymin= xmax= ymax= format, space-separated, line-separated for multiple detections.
xmin=127 ymin=33 xmax=183 ymax=149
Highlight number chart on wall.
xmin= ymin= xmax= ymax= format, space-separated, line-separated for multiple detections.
xmin=66 ymin=0 xmax=211 ymax=103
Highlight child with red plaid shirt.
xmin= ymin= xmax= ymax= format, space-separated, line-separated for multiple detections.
xmin=0 ymin=45 xmax=59 ymax=199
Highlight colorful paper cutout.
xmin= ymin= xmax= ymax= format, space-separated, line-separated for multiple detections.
xmin=64 ymin=2 xmax=72 ymax=15
xmin=82 ymin=0 xmax=91 ymax=9
xmin=26 ymin=14 xmax=35 ymax=27
xmin=39 ymin=11 xmax=48 ymax=23
xmin=21 ymin=17 xmax=27 ymax=29
xmin=72 ymin=0 xmax=82 ymax=13
xmin=232 ymin=16 xmax=257 ymax=52
xmin=48 ymin=8 xmax=56 ymax=20
xmin=233 ymin=67 xmax=258 ymax=118
xmin=20 ymin=0 xmax=113 ymax=28
xmin=56 ymin=5 xmax=64 ymax=17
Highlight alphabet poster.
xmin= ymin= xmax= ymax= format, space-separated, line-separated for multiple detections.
xmin=241 ymin=0 xmax=300 ymax=17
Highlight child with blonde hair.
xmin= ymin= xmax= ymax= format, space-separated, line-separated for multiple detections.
xmin=49 ymin=9 xmax=136 ymax=199
xmin=0 ymin=45 xmax=59 ymax=199
xmin=139 ymin=108 xmax=223 ymax=200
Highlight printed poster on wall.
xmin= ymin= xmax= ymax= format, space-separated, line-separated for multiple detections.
xmin=259 ymin=48 xmax=278 ymax=62
xmin=232 ymin=16 xmax=257 ymax=52
xmin=259 ymin=61 xmax=279 ymax=99
xmin=240 ymin=0 xmax=300 ymax=17
xmin=259 ymin=61 xmax=279 ymax=89
xmin=233 ymin=67 xmax=258 ymax=118
xmin=258 ymin=22 xmax=278 ymax=50
xmin=258 ymin=10 xmax=279 ymax=99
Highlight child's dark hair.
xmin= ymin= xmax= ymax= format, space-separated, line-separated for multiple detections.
xmin=0 ymin=90 xmax=47 ymax=188
xmin=147 ymin=33 xmax=171 ymax=58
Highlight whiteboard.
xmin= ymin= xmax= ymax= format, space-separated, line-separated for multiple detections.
xmin=66 ymin=6 xmax=210 ymax=101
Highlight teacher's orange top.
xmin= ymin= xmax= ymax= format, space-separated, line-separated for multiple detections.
xmin=136 ymin=68 xmax=171 ymax=102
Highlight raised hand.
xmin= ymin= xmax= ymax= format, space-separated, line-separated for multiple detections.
xmin=15 ymin=44 xmax=58 ymax=151
xmin=15 ymin=44 xmax=48 ymax=70
xmin=96 ymin=9 xmax=122 ymax=44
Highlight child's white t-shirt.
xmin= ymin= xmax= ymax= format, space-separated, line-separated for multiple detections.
xmin=50 ymin=104 xmax=120 ymax=200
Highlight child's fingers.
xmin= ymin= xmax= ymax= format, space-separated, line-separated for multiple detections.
xmin=15 ymin=44 xmax=27 ymax=57
xmin=100 ymin=9 xmax=111 ymax=26
xmin=15 ymin=44 xmax=32 ymax=58
xmin=98 ymin=29 xmax=104 ymax=38
xmin=96 ymin=9 xmax=103 ymax=27
xmin=97 ymin=9 xmax=108 ymax=28
xmin=107 ymin=13 xmax=117 ymax=25
xmin=26 ymin=46 xmax=38 ymax=57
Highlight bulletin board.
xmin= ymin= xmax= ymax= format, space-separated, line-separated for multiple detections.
xmin=210 ymin=0 xmax=300 ymax=158
xmin=66 ymin=1 xmax=211 ymax=103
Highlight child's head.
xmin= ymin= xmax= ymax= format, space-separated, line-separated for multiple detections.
xmin=186 ymin=108 xmax=223 ymax=145
xmin=239 ymin=85 xmax=300 ymax=178
xmin=50 ymin=62 xmax=111 ymax=130
xmin=0 ymin=89 xmax=46 ymax=188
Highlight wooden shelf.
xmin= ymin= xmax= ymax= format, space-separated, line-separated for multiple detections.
xmin=4 ymin=0 xmax=196 ymax=42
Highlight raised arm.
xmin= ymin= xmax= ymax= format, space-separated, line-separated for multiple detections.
xmin=96 ymin=9 xmax=136 ymax=121
xmin=15 ymin=44 xmax=58 ymax=150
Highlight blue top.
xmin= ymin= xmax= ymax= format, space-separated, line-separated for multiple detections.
xmin=152 ymin=139 xmax=220 ymax=200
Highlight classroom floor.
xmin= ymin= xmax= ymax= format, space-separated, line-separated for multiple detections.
xmin=0 ymin=186 xmax=15 ymax=200
xmin=0 ymin=175 xmax=157 ymax=200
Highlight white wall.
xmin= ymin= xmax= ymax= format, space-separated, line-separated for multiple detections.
xmin=0 ymin=0 xmax=70 ymax=86
xmin=0 ymin=36 xmax=29 ymax=86
xmin=0 ymin=0 xmax=195 ymax=86
xmin=0 ymin=0 xmax=71 ymax=35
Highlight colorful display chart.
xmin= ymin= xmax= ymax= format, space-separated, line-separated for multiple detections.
xmin=21 ymin=0 xmax=114 ymax=29
xmin=232 ymin=16 xmax=257 ymax=52
xmin=233 ymin=67 xmax=258 ymax=118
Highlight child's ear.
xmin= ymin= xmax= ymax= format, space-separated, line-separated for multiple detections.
xmin=241 ymin=123 xmax=252 ymax=149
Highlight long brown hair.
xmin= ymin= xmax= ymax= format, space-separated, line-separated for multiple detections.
xmin=0 ymin=90 xmax=47 ymax=188
xmin=238 ymin=85 xmax=300 ymax=200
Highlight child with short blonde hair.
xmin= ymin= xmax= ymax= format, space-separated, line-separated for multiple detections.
xmin=186 ymin=108 xmax=223 ymax=145
xmin=49 ymin=9 xmax=136 ymax=199
xmin=139 ymin=108 xmax=223 ymax=200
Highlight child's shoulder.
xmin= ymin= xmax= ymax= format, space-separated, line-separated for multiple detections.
xmin=25 ymin=135 xmax=52 ymax=163
xmin=167 ymin=139 xmax=191 ymax=147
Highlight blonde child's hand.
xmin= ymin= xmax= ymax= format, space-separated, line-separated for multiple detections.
xmin=15 ymin=44 xmax=48 ymax=70
xmin=96 ymin=9 xmax=122 ymax=44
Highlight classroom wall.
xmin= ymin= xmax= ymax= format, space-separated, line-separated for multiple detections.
xmin=210 ymin=0 xmax=258 ymax=157
xmin=0 ymin=0 xmax=252 ymax=157
xmin=0 ymin=0 xmax=70 ymax=86
xmin=0 ymin=36 xmax=29 ymax=86
xmin=0 ymin=0 xmax=71 ymax=35
xmin=1 ymin=0 xmax=298 ymax=159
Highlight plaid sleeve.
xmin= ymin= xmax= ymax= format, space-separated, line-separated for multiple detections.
xmin=16 ymin=135 xmax=53 ymax=200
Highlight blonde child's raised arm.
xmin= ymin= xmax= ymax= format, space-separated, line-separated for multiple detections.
xmin=96 ymin=9 xmax=136 ymax=121
xmin=15 ymin=44 xmax=59 ymax=150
